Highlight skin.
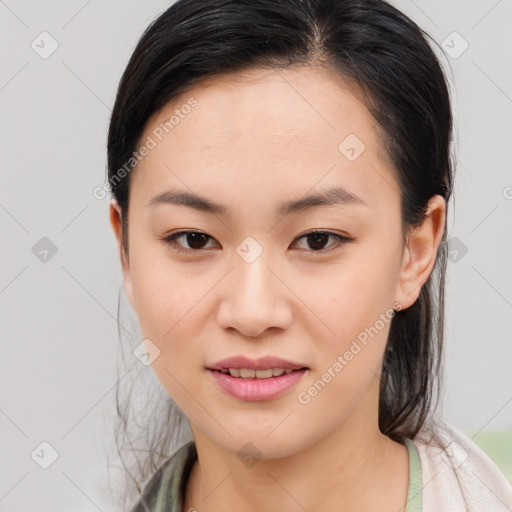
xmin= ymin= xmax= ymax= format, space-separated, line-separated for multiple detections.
xmin=110 ymin=66 xmax=446 ymax=512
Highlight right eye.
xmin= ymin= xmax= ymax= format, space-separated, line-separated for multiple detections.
xmin=159 ymin=230 xmax=219 ymax=253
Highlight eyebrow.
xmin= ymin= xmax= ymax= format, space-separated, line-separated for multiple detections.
xmin=147 ymin=185 xmax=368 ymax=217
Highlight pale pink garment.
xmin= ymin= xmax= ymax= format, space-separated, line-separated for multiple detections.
xmin=412 ymin=418 xmax=512 ymax=511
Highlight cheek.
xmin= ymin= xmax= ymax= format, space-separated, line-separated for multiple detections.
xmin=130 ymin=259 xmax=208 ymax=406
xmin=300 ymin=248 xmax=397 ymax=372
xmin=302 ymin=256 xmax=390 ymax=327
xmin=128 ymin=241 xmax=202 ymax=336
xmin=127 ymin=244 xmax=211 ymax=373
xmin=296 ymin=287 xmax=393 ymax=427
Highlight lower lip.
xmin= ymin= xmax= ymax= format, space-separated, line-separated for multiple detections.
xmin=207 ymin=369 xmax=307 ymax=401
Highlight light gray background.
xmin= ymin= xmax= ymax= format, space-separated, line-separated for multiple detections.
xmin=1 ymin=0 xmax=511 ymax=510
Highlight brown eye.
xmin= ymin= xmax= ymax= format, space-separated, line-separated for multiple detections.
xmin=293 ymin=231 xmax=353 ymax=252
xmin=160 ymin=231 xmax=218 ymax=253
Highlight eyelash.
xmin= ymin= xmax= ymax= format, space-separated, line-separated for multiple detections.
xmin=159 ymin=230 xmax=353 ymax=255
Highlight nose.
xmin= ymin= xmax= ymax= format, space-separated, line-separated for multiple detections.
xmin=216 ymin=246 xmax=293 ymax=338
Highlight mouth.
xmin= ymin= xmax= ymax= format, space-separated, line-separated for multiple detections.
xmin=206 ymin=367 xmax=309 ymax=401
xmin=209 ymin=367 xmax=309 ymax=379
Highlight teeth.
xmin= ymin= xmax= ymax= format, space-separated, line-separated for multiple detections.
xmin=220 ymin=368 xmax=298 ymax=378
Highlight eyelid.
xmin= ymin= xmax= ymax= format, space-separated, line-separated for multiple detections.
xmin=159 ymin=229 xmax=353 ymax=254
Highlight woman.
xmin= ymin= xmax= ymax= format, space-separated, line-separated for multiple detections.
xmin=107 ymin=0 xmax=512 ymax=510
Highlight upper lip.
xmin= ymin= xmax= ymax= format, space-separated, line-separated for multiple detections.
xmin=208 ymin=355 xmax=308 ymax=371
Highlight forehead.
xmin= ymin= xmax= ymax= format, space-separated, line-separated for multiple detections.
xmin=131 ymin=66 xmax=397 ymax=214
xmin=147 ymin=66 xmax=378 ymax=150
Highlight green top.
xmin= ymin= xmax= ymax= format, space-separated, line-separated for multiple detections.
xmin=130 ymin=437 xmax=422 ymax=512
xmin=404 ymin=437 xmax=423 ymax=512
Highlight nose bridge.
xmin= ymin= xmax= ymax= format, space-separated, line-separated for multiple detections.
xmin=233 ymin=236 xmax=275 ymax=307
xmin=216 ymin=236 xmax=291 ymax=337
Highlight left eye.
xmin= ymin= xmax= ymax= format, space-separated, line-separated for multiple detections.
xmin=292 ymin=231 xmax=352 ymax=252
xmin=160 ymin=230 xmax=352 ymax=254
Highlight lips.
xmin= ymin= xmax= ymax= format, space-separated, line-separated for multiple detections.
xmin=207 ymin=366 xmax=308 ymax=401
xmin=207 ymin=355 xmax=309 ymax=371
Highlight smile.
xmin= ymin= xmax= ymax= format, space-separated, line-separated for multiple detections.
xmin=207 ymin=368 xmax=308 ymax=401
xmin=218 ymin=368 xmax=298 ymax=378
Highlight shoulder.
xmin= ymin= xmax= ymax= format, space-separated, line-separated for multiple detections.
xmin=411 ymin=418 xmax=512 ymax=512
xmin=129 ymin=440 xmax=197 ymax=512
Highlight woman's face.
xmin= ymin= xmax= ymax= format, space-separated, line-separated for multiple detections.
xmin=110 ymin=66 xmax=443 ymax=458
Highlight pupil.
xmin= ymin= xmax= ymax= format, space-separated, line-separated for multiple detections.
xmin=308 ymin=233 xmax=328 ymax=251
xmin=188 ymin=233 xmax=208 ymax=249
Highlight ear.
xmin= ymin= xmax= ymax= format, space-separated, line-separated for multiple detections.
xmin=394 ymin=194 xmax=446 ymax=310
xmin=109 ymin=199 xmax=135 ymax=310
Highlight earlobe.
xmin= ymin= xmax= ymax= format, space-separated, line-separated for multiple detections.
xmin=109 ymin=199 xmax=136 ymax=310
xmin=394 ymin=195 xmax=446 ymax=309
